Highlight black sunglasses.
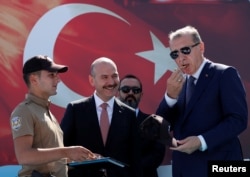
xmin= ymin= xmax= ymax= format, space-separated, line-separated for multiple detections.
xmin=170 ymin=42 xmax=200 ymax=60
xmin=119 ymin=86 xmax=142 ymax=94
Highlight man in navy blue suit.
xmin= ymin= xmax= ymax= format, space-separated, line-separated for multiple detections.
xmin=156 ymin=25 xmax=248 ymax=177
xmin=118 ymin=74 xmax=165 ymax=177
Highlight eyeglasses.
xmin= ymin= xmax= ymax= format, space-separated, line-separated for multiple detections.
xmin=119 ymin=86 xmax=142 ymax=94
xmin=170 ymin=42 xmax=200 ymax=60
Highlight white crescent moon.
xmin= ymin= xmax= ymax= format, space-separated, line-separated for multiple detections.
xmin=23 ymin=3 xmax=130 ymax=108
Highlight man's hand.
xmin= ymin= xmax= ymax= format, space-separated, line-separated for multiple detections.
xmin=170 ymin=136 xmax=201 ymax=154
xmin=66 ymin=146 xmax=97 ymax=162
xmin=166 ymin=69 xmax=185 ymax=99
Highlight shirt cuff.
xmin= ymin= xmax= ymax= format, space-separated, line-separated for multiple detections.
xmin=165 ymin=93 xmax=177 ymax=107
xmin=198 ymin=135 xmax=207 ymax=151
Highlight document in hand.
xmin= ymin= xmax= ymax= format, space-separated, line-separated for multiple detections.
xmin=68 ymin=157 xmax=128 ymax=168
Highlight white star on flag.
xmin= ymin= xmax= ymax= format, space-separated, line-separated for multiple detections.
xmin=136 ymin=31 xmax=177 ymax=84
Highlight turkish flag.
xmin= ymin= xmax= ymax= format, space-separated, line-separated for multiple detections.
xmin=0 ymin=0 xmax=250 ymax=166
xmin=0 ymin=0 xmax=173 ymax=165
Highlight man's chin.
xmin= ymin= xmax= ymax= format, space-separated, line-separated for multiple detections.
xmin=50 ymin=91 xmax=57 ymax=96
xmin=125 ymin=101 xmax=137 ymax=109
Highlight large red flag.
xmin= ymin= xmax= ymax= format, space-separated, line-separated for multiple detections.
xmin=0 ymin=0 xmax=250 ymax=166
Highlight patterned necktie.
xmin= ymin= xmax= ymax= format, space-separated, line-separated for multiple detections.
xmin=100 ymin=103 xmax=109 ymax=144
xmin=186 ymin=76 xmax=196 ymax=105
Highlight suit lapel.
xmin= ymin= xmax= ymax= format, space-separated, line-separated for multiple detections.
xmin=137 ymin=110 xmax=146 ymax=124
xmin=88 ymin=96 xmax=106 ymax=147
xmin=105 ymin=99 xmax=124 ymax=146
xmin=184 ymin=61 xmax=215 ymax=118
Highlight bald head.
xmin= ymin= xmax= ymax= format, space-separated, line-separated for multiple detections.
xmin=90 ymin=57 xmax=117 ymax=77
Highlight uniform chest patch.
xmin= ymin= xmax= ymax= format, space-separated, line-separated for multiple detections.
xmin=11 ymin=116 xmax=22 ymax=131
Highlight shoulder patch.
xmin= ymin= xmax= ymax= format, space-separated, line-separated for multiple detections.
xmin=11 ymin=116 xmax=22 ymax=131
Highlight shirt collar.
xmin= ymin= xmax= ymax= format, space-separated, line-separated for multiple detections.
xmin=189 ymin=58 xmax=208 ymax=79
xmin=25 ymin=93 xmax=50 ymax=108
xmin=93 ymin=91 xmax=115 ymax=109
xmin=135 ymin=108 xmax=139 ymax=117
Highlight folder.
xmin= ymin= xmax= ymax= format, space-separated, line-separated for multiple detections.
xmin=68 ymin=157 xmax=128 ymax=168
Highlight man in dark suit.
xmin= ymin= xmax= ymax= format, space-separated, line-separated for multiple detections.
xmin=156 ymin=25 xmax=248 ymax=177
xmin=60 ymin=57 xmax=141 ymax=177
xmin=118 ymin=74 xmax=165 ymax=177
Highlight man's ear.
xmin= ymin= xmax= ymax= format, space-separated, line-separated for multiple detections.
xmin=29 ymin=74 xmax=38 ymax=85
xmin=88 ymin=74 xmax=94 ymax=87
xmin=200 ymin=41 xmax=205 ymax=53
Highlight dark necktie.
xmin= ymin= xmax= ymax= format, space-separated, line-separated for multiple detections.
xmin=186 ymin=76 xmax=196 ymax=105
xmin=100 ymin=103 xmax=109 ymax=144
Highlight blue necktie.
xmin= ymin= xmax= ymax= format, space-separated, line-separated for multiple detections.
xmin=186 ymin=76 xmax=196 ymax=105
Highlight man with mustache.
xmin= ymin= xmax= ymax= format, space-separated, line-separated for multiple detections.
xmin=118 ymin=74 xmax=165 ymax=177
xmin=118 ymin=74 xmax=142 ymax=109
xmin=61 ymin=57 xmax=141 ymax=177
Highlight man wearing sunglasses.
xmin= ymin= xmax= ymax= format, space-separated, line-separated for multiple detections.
xmin=118 ymin=74 xmax=143 ymax=109
xmin=156 ymin=26 xmax=248 ymax=177
xmin=118 ymin=74 xmax=165 ymax=177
